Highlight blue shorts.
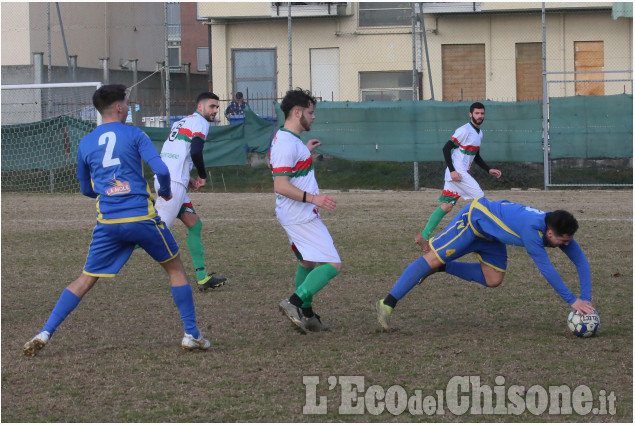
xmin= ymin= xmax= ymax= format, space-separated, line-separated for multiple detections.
xmin=429 ymin=202 xmax=508 ymax=272
xmin=83 ymin=216 xmax=179 ymax=277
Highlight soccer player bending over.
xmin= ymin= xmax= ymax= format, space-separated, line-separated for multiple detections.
xmin=376 ymin=197 xmax=595 ymax=331
xmin=24 ymin=84 xmax=210 ymax=356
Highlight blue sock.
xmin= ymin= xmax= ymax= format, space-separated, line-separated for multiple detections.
xmin=445 ymin=262 xmax=488 ymax=286
xmin=389 ymin=257 xmax=431 ymax=300
xmin=42 ymin=289 xmax=81 ymax=335
xmin=170 ymin=285 xmax=199 ymax=339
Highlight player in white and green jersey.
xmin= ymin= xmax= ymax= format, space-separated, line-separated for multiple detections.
xmin=416 ymin=102 xmax=502 ymax=252
xmin=272 ymin=89 xmax=341 ymax=334
xmin=154 ymin=92 xmax=227 ymax=291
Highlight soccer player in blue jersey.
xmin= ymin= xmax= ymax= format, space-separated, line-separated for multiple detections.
xmin=376 ymin=197 xmax=596 ymax=331
xmin=24 ymin=84 xmax=210 ymax=356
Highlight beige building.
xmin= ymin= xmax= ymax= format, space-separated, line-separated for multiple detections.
xmin=1 ymin=2 xmax=166 ymax=72
xmin=198 ymin=1 xmax=632 ymax=108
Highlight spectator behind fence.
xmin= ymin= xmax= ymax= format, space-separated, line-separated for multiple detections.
xmin=224 ymin=91 xmax=249 ymax=120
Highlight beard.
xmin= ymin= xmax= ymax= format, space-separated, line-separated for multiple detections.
xmin=300 ymin=115 xmax=312 ymax=131
xmin=472 ymin=117 xmax=484 ymax=126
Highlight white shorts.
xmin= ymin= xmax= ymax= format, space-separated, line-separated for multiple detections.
xmin=154 ymin=180 xmax=190 ymax=229
xmin=441 ymin=173 xmax=484 ymax=204
xmin=281 ymin=217 xmax=341 ymax=264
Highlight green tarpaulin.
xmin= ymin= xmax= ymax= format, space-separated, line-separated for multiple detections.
xmin=275 ymin=100 xmax=544 ymax=162
xmin=549 ymin=94 xmax=633 ymax=159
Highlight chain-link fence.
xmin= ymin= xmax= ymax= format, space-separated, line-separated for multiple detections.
xmin=1 ymin=2 xmax=632 ymax=192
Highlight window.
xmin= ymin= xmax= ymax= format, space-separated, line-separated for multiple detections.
xmin=574 ymin=41 xmax=604 ymax=96
xmin=167 ymin=2 xmax=181 ymax=41
xmin=168 ymin=46 xmax=181 ymax=71
xmin=441 ymin=44 xmax=486 ymax=101
xmin=359 ymin=71 xmax=413 ymax=101
xmin=232 ymin=49 xmax=277 ymax=117
xmin=197 ymin=47 xmax=209 ymax=72
xmin=359 ymin=2 xmax=412 ymax=27
xmin=516 ymin=43 xmax=542 ymax=101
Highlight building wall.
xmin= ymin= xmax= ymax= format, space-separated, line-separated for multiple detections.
xmin=3 ymin=2 xmax=165 ymax=72
xmin=181 ymin=2 xmax=209 ymax=75
xmin=1 ymin=2 xmax=32 ymax=65
xmin=199 ymin=3 xmax=631 ymax=101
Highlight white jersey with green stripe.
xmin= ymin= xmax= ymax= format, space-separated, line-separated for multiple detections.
xmin=158 ymin=111 xmax=210 ymax=187
xmin=445 ymin=122 xmax=483 ymax=181
xmin=270 ymin=128 xmax=320 ymax=225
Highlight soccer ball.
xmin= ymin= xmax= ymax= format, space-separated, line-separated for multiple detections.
xmin=567 ymin=309 xmax=600 ymax=337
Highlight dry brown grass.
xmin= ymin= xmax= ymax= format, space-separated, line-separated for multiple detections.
xmin=2 ymin=190 xmax=632 ymax=421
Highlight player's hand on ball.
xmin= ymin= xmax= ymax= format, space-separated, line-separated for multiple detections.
xmin=571 ymin=299 xmax=595 ymax=315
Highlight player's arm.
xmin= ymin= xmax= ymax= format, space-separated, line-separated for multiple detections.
xmin=560 ymin=239 xmax=592 ymax=302
xmin=137 ymin=131 xmax=172 ymax=199
xmin=76 ymin=150 xmax=98 ymax=198
xmin=442 ymin=140 xmax=456 ymax=172
xmin=525 ymin=240 xmax=594 ymax=314
xmin=474 ymin=151 xmax=502 ymax=178
xmin=273 ymin=175 xmax=336 ymax=211
xmin=190 ymin=136 xmax=207 ymax=186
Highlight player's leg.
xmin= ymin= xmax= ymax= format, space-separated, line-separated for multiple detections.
xmin=376 ymin=204 xmax=473 ymax=330
xmin=442 ymin=236 xmax=507 ymax=287
xmin=137 ymin=217 xmax=209 ymax=350
xmin=417 ymin=187 xmax=460 ymax=252
xmin=178 ymin=206 xmax=227 ymax=290
xmin=279 ymin=220 xmax=340 ymax=333
xmin=154 ymin=180 xmax=186 ymax=229
xmin=24 ymin=222 xmax=131 ymax=356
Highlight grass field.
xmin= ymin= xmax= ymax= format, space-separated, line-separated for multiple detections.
xmin=1 ymin=189 xmax=632 ymax=422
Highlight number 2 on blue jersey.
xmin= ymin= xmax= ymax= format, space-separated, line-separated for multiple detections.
xmin=99 ymin=131 xmax=121 ymax=168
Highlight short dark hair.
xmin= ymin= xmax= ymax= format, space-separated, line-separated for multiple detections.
xmin=280 ymin=88 xmax=316 ymax=119
xmin=92 ymin=84 xmax=127 ymax=114
xmin=545 ymin=210 xmax=579 ymax=236
xmin=196 ymin=92 xmax=219 ymax=104
xmin=470 ymin=102 xmax=485 ymax=113
xmin=235 ymin=92 xmax=243 ymax=99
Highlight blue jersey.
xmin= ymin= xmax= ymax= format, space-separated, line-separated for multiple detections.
xmin=469 ymin=198 xmax=592 ymax=303
xmin=77 ymin=122 xmax=160 ymax=222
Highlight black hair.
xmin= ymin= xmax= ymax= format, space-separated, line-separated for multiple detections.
xmin=470 ymin=102 xmax=485 ymax=113
xmin=545 ymin=210 xmax=579 ymax=236
xmin=196 ymin=92 xmax=220 ymax=104
xmin=92 ymin=84 xmax=127 ymax=114
xmin=235 ymin=92 xmax=244 ymax=99
xmin=280 ymin=88 xmax=316 ymax=119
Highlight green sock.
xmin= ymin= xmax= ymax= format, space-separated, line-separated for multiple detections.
xmin=421 ymin=207 xmax=448 ymax=240
xmin=187 ymin=220 xmax=207 ymax=281
xmin=295 ymin=264 xmax=339 ymax=304
xmin=295 ymin=264 xmax=313 ymax=308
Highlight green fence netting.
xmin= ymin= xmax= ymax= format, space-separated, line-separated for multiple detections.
xmin=142 ymin=108 xmax=276 ymax=166
xmin=1 ymin=115 xmax=96 ymax=171
xmin=2 ymin=97 xmax=631 ymax=175
xmin=273 ymin=100 xmax=545 ymax=162
xmin=549 ymin=94 xmax=633 ymax=159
